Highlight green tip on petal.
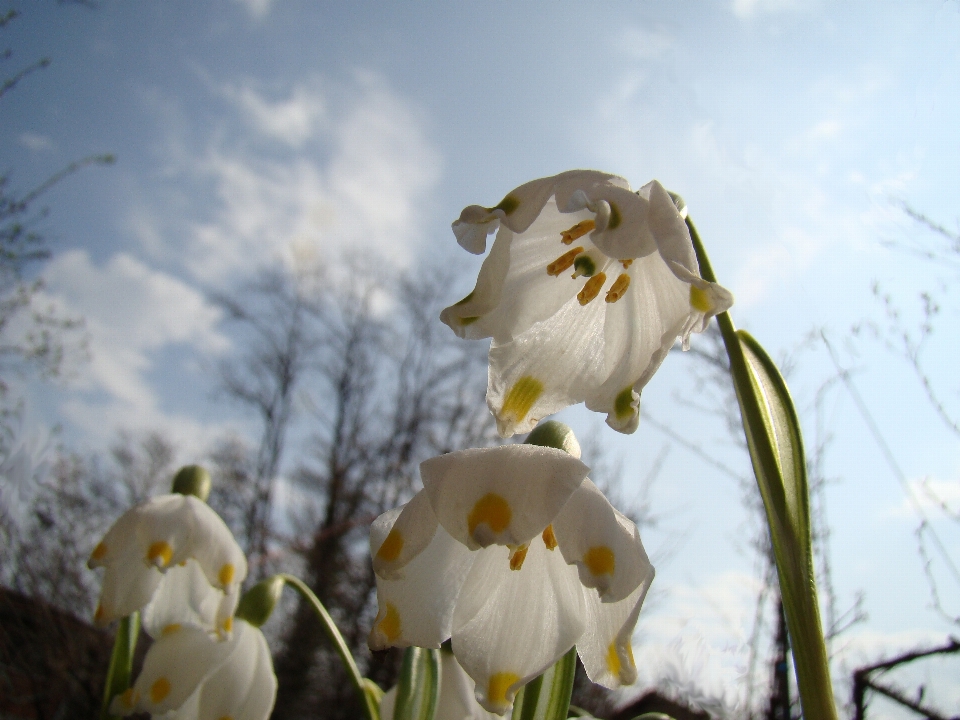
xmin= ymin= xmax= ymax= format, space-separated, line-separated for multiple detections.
xmin=235 ymin=575 xmax=285 ymax=627
xmin=171 ymin=464 xmax=211 ymax=501
xmin=667 ymin=190 xmax=686 ymax=212
xmin=525 ymin=420 xmax=581 ymax=458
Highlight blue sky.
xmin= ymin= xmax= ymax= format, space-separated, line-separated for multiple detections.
xmin=5 ymin=0 xmax=960 ymax=715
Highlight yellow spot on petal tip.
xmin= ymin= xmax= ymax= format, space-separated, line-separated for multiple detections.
xmin=577 ymin=272 xmax=607 ymax=305
xmin=508 ymin=544 xmax=529 ymax=571
xmin=146 ymin=541 xmax=173 ymax=568
xmin=690 ymin=284 xmax=713 ymax=313
xmin=487 ymin=672 xmax=521 ymax=709
xmin=605 ymin=273 xmax=631 ymax=303
xmin=94 ymin=604 xmax=106 ymax=624
xmin=542 ymin=524 xmax=558 ymax=550
xmin=546 ymin=246 xmax=584 ymax=276
xmin=377 ymin=603 xmax=402 ymax=642
xmin=218 ymin=563 xmax=235 ymax=586
xmin=560 ymin=219 xmax=595 ymax=245
xmin=221 ymin=616 xmax=233 ymax=633
xmin=120 ymin=688 xmax=139 ymax=709
xmin=150 ymin=677 xmax=171 ymax=704
xmin=376 ymin=528 xmax=405 ymax=563
xmin=500 ymin=376 xmax=543 ymax=427
xmin=584 ymin=546 xmax=616 ymax=576
xmin=161 ymin=623 xmax=181 ymax=637
xmin=468 ymin=494 xmax=512 ymax=542
xmin=91 ymin=542 xmax=108 ymax=562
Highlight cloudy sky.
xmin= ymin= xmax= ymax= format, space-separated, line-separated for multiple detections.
xmin=4 ymin=0 xmax=960 ymax=716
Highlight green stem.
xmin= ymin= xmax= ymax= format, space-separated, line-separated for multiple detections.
xmin=100 ymin=612 xmax=139 ymax=720
xmin=278 ymin=574 xmax=380 ymax=720
xmin=511 ymin=646 xmax=577 ymax=720
xmin=686 ymin=217 xmax=838 ymax=720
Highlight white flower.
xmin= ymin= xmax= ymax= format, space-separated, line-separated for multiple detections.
xmin=88 ymin=493 xmax=247 ymax=635
xmin=109 ymin=615 xmax=276 ymax=720
xmin=367 ymin=445 xmax=654 ymax=715
xmin=440 ymin=170 xmax=733 ymax=437
xmin=379 ymin=651 xmax=501 ymax=720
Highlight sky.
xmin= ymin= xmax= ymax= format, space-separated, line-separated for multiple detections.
xmin=3 ymin=0 xmax=960 ymax=717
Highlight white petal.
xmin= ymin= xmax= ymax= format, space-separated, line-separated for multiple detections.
xmin=141 ymin=560 xmax=222 ymax=639
xmin=552 ymin=480 xmax=652 ymax=603
xmin=379 ymin=687 xmax=398 ymax=720
xmin=369 ymin=525 xmax=474 ymax=651
xmin=584 ymin=254 xmax=691 ymax=433
xmin=486 ymin=284 xmax=613 ymax=437
xmin=421 ymin=445 xmax=588 ymax=550
xmin=118 ymin=624 xmax=233 ymax=715
xmin=577 ymin=564 xmax=654 ymax=689
xmin=453 ymin=205 xmax=502 ymax=254
xmin=197 ymin=621 xmax=277 ymax=720
xmin=641 ymin=180 xmax=698 ymax=273
xmin=437 ymin=652 xmax=503 ymax=720
xmin=371 ymin=490 xmax=439 ymax=580
xmin=451 ymin=539 xmax=586 ymax=714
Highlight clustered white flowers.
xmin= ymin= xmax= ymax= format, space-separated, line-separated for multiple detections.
xmin=88 ymin=482 xmax=277 ymax=720
xmin=90 ymin=170 xmax=732 ymax=720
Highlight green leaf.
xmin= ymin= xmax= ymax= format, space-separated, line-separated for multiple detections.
xmin=686 ymin=216 xmax=837 ymax=720
xmin=511 ymin=647 xmax=576 ymax=720
xmin=394 ymin=647 xmax=441 ymax=720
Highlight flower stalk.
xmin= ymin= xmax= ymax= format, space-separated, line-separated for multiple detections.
xmin=686 ymin=215 xmax=838 ymax=720
xmin=99 ymin=612 xmax=139 ymax=720
xmin=278 ymin=573 xmax=381 ymax=720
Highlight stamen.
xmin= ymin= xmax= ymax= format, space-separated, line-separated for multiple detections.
xmin=546 ymin=246 xmax=584 ymax=276
xmin=621 ymin=259 xmax=633 ymax=269
xmin=577 ymin=272 xmax=607 ymax=306
xmin=508 ymin=544 xmax=529 ymax=571
xmin=560 ymin=219 xmax=595 ymax=245
xmin=605 ymin=273 xmax=631 ymax=303
xmin=542 ymin=524 xmax=558 ymax=550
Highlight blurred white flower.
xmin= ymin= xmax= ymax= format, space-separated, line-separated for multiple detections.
xmin=368 ymin=444 xmax=654 ymax=715
xmin=87 ymin=493 xmax=247 ymax=635
xmin=110 ymin=615 xmax=276 ymax=720
xmin=440 ymin=170 xmax=733 ymax=437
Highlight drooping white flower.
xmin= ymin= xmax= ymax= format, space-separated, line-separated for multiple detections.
xmin=88 ymin=493 xmax=247 ymax=635
xmin=110 ymin=616 xmax=277 ymax=720
xmin=379 ymin=651 xmax=501 ymax=720
xmin=368 ymin=445 xmax=654 ymax=715
xmin=440 ymin=170 xmax=733 ymax=437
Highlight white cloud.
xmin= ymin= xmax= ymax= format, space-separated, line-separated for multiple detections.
xmin=222 ymin=81 xmax=326 ymax=147
xmin=39 ymin=250 xmax=228 ymax=450
xmin=232 ymin=0 xmax=273 ymax=20
xmin=617 ymin=26 xmax=675 ymax=61
xmin=731 ymin=0 xmax=802 ymax=20
xmin=184 ymin=74 xmax=441 ymax=282
xmin=19 ymin=132 xmax=53 ymax=152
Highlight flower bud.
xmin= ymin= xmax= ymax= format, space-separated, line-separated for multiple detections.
xmin=524 ymin=420 xmax=581 ymax=458
xmin=235 ymin=575 xmax=285 ymax=628
xmin=171 ymin=464 xmax=211 ymax=501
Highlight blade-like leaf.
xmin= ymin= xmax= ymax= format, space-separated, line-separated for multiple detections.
xmin=511 ymin=647 xmax=576 ymax=720
xmin=100 ymin=612 xmax=139 ymax=720
xmin=395 ymin=647 xmax=441 ymax=720
xmin=686 ymin=216 xmax=837 ymax=720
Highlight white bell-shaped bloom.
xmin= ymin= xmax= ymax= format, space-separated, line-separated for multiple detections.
xmin=88 ymin=493 xmax=247 ymax=634
xmin=110 ymin=617 xmax=277 ymax=720
xmin=380 ymin=651 xmax=501 ymax=720
xmin=368 ymin=445 xmax=654 ymax=715
xmin=440 ymin=170 xmax=733 ymax=437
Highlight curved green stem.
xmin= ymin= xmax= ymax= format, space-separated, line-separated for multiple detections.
xmin=278 ymin=574 xmax=380 ymax=720
xmin=687 ymin=217 xmax=838 ymax=720
xmin=100 ymin=611 xmax=139 ymax=720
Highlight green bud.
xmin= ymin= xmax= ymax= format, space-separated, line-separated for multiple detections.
xmin=525 ymin=420 xmax=581 ymax=459
xmin=171 ymin=464 xmax=211 ymax=501
xmin=235 ymin=575 xmax=285 ymax=628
